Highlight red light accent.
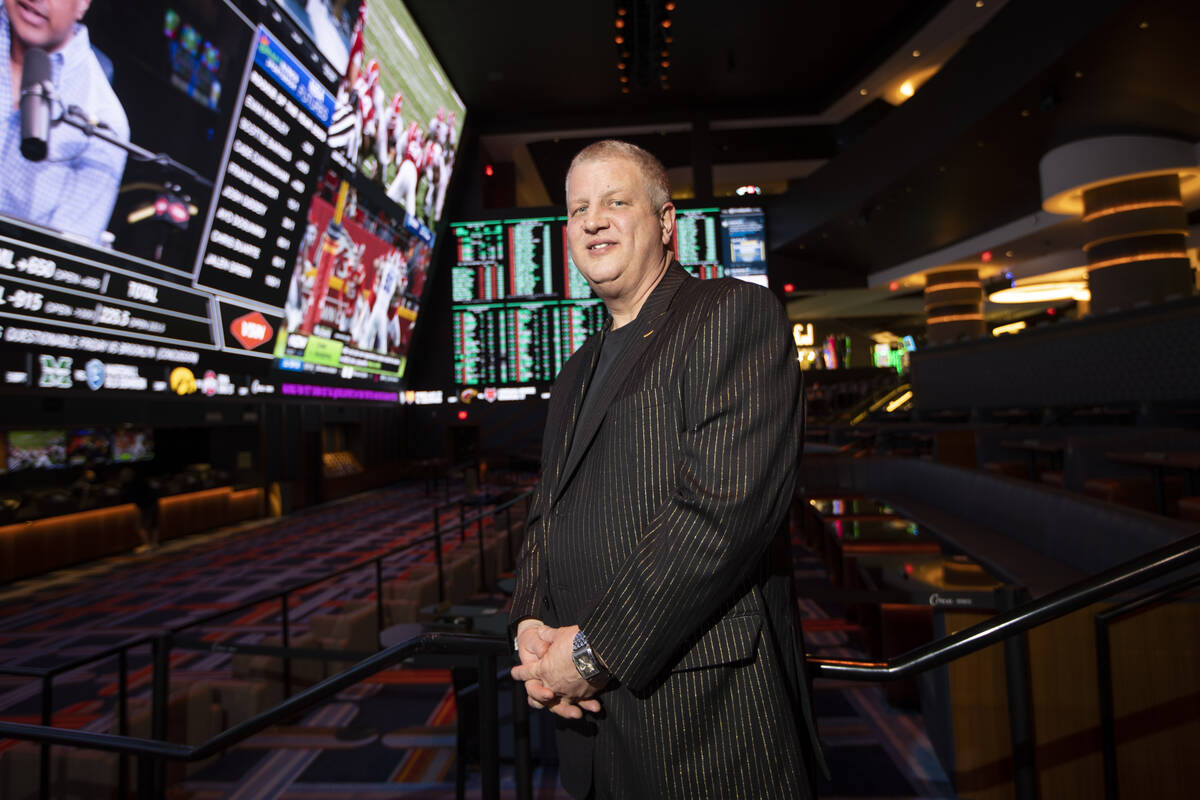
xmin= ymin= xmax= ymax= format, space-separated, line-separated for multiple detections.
xmin=981 ymin=250 xmax=993 ymax=263
xmin=1047 ymin=307 xmax=1057 ymax=316
xmin=484 ymin=164 xmax=493 ymax=177
xmin=457 ymin=410 xmax=468 ymax=420
xmin=889 ymin=281 xmax=899 ymax=291
xmin=904 ymin=563 xmax=914 ymax=575
xmin=783 ymin=283 xmax=795 ymax=294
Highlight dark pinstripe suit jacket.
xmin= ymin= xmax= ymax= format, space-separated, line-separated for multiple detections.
xmin=511 ymin=262 xmax=824 ymax=799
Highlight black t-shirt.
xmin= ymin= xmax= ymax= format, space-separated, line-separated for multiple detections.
xmin=567 ymin=322 xmax=634 ymax=460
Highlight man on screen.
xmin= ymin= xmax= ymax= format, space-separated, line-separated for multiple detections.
xmin=1 ymin=0 xmax=128 ymax=245
xmin=510 ymin=140 xmax=826 ymax=798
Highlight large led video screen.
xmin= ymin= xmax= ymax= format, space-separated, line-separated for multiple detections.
xmin=448 ymin=206 xmax=768 ymax=386
xmin=0 ymin=0 xmax=464 ymax=402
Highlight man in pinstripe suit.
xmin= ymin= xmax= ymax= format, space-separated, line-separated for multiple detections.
xmin=511 ymin=140 xmax=824 ymax=799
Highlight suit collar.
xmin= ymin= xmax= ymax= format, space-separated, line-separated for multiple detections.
xmin=551 ymin=261 xmax=691 ymax=501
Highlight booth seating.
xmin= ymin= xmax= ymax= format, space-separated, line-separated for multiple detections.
xmin=799 ymin=457 xmax=1195 ymax=597
xmin=0 ymin=503 xmax=142 ymax=583
xmin=1181 ymin=496 xmax=1200 ymax=523
xmin=157 ymin=487 xmax=263 ymax=542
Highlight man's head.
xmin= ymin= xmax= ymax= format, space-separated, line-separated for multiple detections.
xmin=564 ymin=140 xmax=675 ymax=323
xmin=5 ymin=0 xmax=90 ymax=54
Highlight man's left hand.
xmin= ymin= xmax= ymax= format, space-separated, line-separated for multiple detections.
xmin=511 ymin=624 xmax=607 ymax=702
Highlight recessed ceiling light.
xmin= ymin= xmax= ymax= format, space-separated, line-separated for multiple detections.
xmin=1074 ymin=70 xmax=1083 ymax=78
xmin=900 ymin=80 xmax=914 ymax=97
xmin=1020 ymin=108 xmax=1030 ymax=117
xmin=975 ymin=0 xmax=984 ymax=7
xmin=859 ymin=88 xmax=868 ymax=96
xmin=912 ymin=49 xmax=921 ymax=58
xmin=1139 ymin=21 xmax=1150 ymax=30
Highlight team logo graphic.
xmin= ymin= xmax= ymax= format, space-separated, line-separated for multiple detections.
xmin=201 ymin=370 xmax=219 ymax=397
xmin=169 ymin=366 xmax=197 ymax=396
xmin=37 ymin=355 xmax=72 ymax=388
xmin=84 ymin=359 xmax=105 ymax=391
xmin=230 ymin=311 xmax=274 ymax=350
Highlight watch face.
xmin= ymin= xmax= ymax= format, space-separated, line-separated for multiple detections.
xmin=574 ymin=651 xmax=599 ymax=679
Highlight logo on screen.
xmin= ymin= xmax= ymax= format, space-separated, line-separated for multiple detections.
xmin=38 ymin=355 xmax=72 ymax=389
xmin=230 ymin=311 xmax=274 ymax=350
xmin=169 ymin=367 xmax=197 ymax=396
xmin=85 ymin=359 xmax=105 ymax=391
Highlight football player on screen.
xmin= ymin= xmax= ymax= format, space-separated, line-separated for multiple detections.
xmin=386 ymin=121 xmax=424 ymax=219
xmin=356 ymin=247 xmax=406 ymax=354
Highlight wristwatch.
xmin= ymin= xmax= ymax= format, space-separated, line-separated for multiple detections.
xmin=572 ymin=630 xmax=605 ymax=682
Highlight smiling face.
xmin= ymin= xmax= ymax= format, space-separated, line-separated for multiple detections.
xmin=5 ymin=0 xmax=89 ymax=54
xmin=565 ymin=155 xmax=675 ymax=325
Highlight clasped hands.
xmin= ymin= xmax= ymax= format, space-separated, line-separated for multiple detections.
xmin=510 ymin=619 xmax=605 ymax=720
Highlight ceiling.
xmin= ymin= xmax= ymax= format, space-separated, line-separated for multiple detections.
xmin=408 ymin=0 xmax=1200 ymax=333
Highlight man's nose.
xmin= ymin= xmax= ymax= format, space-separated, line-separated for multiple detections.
xmin=582 ymin=208 xmax=607 ymax=233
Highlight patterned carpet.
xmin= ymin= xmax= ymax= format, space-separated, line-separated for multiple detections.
xmin=0 ymin=483 xmax=954 ymax=799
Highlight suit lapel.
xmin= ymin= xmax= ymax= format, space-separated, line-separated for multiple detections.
xmin=552 ymin=262 xmax=691 ymax=503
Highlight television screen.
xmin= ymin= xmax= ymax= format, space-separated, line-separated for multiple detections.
xmin=0 ymin=0 xmax=464 ymax=402
xmin=6 ymin=430 xmax=68 ymax=472
xmin=449 ymin=205 xmax=767 ymax=386
xmin=112 ymin=426 xmax=155 ymax=463
xmin=67 ymin=428 xmax=113 ymax=466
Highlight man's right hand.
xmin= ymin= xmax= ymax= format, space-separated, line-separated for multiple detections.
xmin=513 ymin=619 xmax=602 ymax=719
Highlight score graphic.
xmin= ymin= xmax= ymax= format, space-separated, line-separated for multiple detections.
xmin=194 ymin=27 xmax=334 ymax=308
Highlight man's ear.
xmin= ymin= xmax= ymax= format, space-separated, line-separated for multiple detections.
xmin=659 ymin=202 xmax=676 ymax=246
xmin=77 ymin=0 xmax=93 ymax=22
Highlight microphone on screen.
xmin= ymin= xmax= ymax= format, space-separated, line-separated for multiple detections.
xmin=20 ymin=47 xmax=54 ymax=162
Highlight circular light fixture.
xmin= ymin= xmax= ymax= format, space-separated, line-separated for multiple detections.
xmin=620 ymin=75 xmax=629 ymax=83
xmin=912 ymin=49 xmax=921 ymax=58
xmin=900 ymin=80 xmax=914 ymax=97
xmin=661 ymin=19 xmax=672 ymax=28
xmin=859 ymin=88 xmax=868 ymax=96
xmin=622 ymin=86 xmax=630 ymax=94
xmin=618 ymin=62 xmax=626 ymax=70
xmin=665 ymin=35 xmax=673 ymax=43
xmin=615 ymin=18 xmax=625 ymax=28
xmin=618 ymin=6 xmax=627 ymax=15
xmin=661 ymin=59 xmax=670 ymax=67
xmin=988 ymin=282 xmax=1091 ymax=304
xmin=666 ymin=1 xmax=676 ymax=9
xmin=615 ymin=35 xmax=624 ymax=44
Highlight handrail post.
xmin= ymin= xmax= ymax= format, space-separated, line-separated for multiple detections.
xmin=150 ymin=633 xmax=171 ymax=798
xmin=1095 ymin=615 xmax=1118 ymax=800
xmin=375 ymin=558 xmax=385 ymax=636
xmin=280 ymin=594 xmax=292 ymax=698
xmin=477 ymin=510 xmax=487 ymax=592
xmin=118 ymin=647 xmax=129 ymax=799
xmin=998 ymin=585 xmax=1038 ymax=800
xmin=512 ymin=673 xmax=532 ymax=800
xmin=479 ymin=653 xmax=500 ymax=800
xmin=435 ymin=526 xmax=445 ymax=603
xmin=39 ymin=673 xmax=52 ymax=800
xmin=505 ymin=505 xmax=514 ymax=568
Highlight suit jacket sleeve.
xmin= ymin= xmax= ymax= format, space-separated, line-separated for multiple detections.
xmin=580 ymin=283 xmax=802 ymax=690
xmin=510 ymin=478 xmax=548 ymax=626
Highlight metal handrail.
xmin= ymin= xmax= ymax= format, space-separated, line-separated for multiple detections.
xmin=808 ymin=530 xmax=1200 ymax=679
xmin=0 ymin=632 xmax=509 ymax=759
xmin=0 ymin=632 xmax=524 ymax=800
